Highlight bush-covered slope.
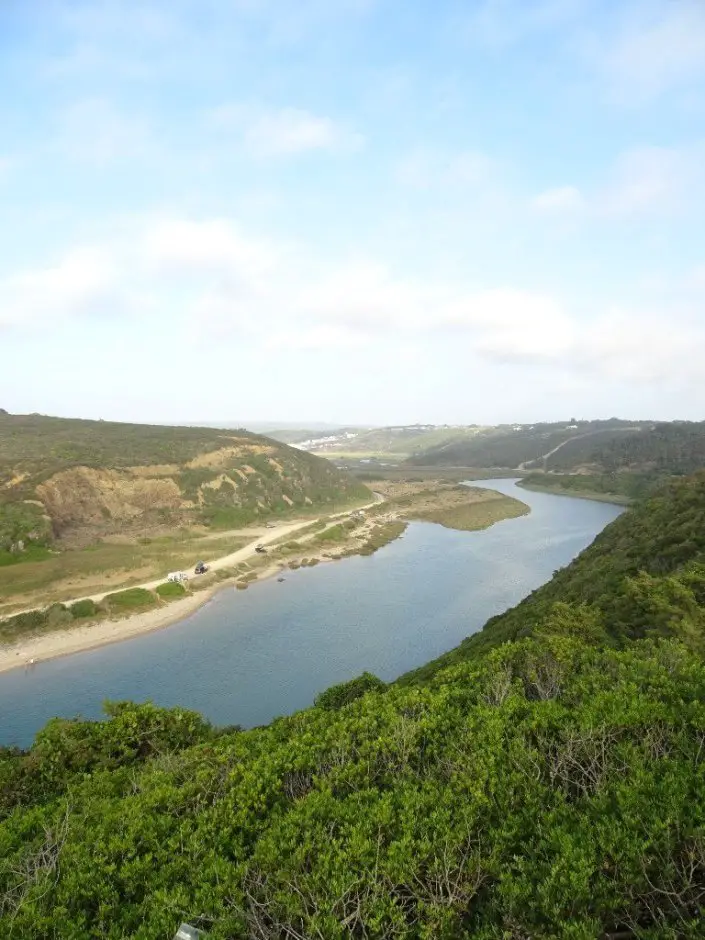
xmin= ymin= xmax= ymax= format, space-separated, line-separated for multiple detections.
xmin=2 ymin=638 xmax=705 ymax=937
xmin=3 ymin=477 xmax=705 ymax=936
xmin=0 ymin=413 xmax=369 ymax=547
xmin=402 ymin=473 xmax=705 ymax=683
xmin=406 ymin=420 xmax=643 ymax=469
xmin=545 ymin=421 xmax=705 ymax=475
xmin=407 ymin=420 xmax=705 ymax=477
xmin=519 ymin=470 xmax=657 ymax=502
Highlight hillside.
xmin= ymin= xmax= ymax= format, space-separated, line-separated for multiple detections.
xmin=271 ymin=424 xmax=484 ymax=457
xmin=3 ymin=477 xmax=705 ymax=936
xmin=0 ymin=414 xmax=369 ymax=552
xmin=406 ymin=419 xmax=647 ymax=469
xmin=402 ymin=471 xmax=705 ymax=683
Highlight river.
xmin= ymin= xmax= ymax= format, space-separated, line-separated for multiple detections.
xmin=0 ymin=480 xmax=623 ymax=747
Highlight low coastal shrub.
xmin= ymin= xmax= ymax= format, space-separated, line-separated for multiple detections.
xmin=155 ymin=581 xmax=186 ymax=599
xmin=235 ymin=581 xmax=248 ymax=590
xmin=314 ymin=671 xmax=387 ymax=710
xmin=288 ymin=561 xmax=300 ymax=570
xmin=105 ymin=588 xmax=157 ymax=611
xmin=362 ymin=521 xmax=407 ymax=554
xmin=315 ymin=524 xmax=347 ymax=543
xmin=69 ymin=599 xmax=99 ymax=619
xmin=46 ymin=603 xmax=72 ymax=628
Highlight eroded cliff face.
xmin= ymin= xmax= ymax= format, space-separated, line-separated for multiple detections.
xmin=36 ymin=467 xmax=184 ymax=536
xmin=0 ymin=415 xmax=368 ymax=547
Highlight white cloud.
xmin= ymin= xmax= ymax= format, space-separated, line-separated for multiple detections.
xmin=577 ymin=309 xmax=703 ymax=382
xmin=603 ymin=1 xmax=705 ymax=100
xmin=533 ymin=145 xmax=704 ymax=219
xmin=242 ymin=108 xmax=362 ymax=156
xmin=142 ymin=217 xmax=277 ymax=280
xmin=3 ymin=214 xmax=702 ymax=392
xmin=531 ymin=185 xmax=585 ymax=213
xmin=55 ymin=98 xmax=154 ymax=164
xmin=0 ymin=248 xmax=118 ymax=328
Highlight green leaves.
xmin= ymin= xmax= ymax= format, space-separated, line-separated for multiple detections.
xmin=3 ymin=640 xmax=705 ymax=936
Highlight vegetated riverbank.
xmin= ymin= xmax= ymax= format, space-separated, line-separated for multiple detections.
xmin=0 ymin=481 xmax=528 ymax=673
xmin=517 ymin=477 xmax=633 ymax=505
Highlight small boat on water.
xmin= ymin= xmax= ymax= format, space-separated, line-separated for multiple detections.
xmin=277 ymin=577 xmax=285 ymax=583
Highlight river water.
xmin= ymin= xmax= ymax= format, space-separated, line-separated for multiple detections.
xmin=0 ymin=480 xmax=623 ymax=747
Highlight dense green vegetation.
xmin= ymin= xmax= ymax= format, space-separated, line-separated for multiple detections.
xmin=406 ymin=419 xmax=642 ymax=469
xmin=155 ymin=581 xmax=187 ymax=599
xmin=519 ymin=471 xmax=658 ymax=503
xmin=545 ymin=421 xmax=705 ymax=475
xmin=3 ymin=475 xmax=705 ymax=936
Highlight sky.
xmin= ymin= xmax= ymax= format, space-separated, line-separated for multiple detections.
xmin=1 ymin=0 xmax=704 ymax=427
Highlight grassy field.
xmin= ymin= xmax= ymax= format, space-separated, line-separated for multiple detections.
xmin=413 ymin=494 xmax=530 ymax=529
xmin=0 ymin=530 xmax=251 ymax=616
xmin=367 ymin=479 xmax=530 ymax=532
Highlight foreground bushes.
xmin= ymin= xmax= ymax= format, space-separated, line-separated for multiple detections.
xmin=2 ymin=636 xmax=705 ymax=937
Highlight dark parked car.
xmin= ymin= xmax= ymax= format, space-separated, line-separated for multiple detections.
xmin=194 ymin=561 xmax=209 ymax=575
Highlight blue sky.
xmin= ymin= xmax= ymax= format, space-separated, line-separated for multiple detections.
xmin=1 ymin=0 xmax=704 ymax=426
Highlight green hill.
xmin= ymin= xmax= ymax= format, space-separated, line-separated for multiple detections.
xmin=408 ymin=419 xmax=705 ymax=502
xmin=0 ymin=414 xmax=369 ymax=613
xmin=402 ymin=472 xmax=705 ymax=683
xmin=3 ymin=477 xmax=705 ymax=936
xmin=0 ymin=413 xmax=369 ymax=550
xmin=269 ymin=425 xmax=484 ymax=457
xmin=406 ymin=419 xmax=647 ymax=469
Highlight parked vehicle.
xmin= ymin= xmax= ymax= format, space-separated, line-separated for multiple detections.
xmin=194 ymin=561 xmax=209 ymax=575
xmin=255 ymin=545 xmax=267 ymax=554
xmin=167 ymin=571 xmax=188 ymax=583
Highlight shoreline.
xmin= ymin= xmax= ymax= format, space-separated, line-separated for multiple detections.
xmin=516 ymin=481 xmax=632 ymax=506
xmin=0 ymin=562 xmax=288 ymax=675
xmin=0 ymin=484 xmax=528 ymax=676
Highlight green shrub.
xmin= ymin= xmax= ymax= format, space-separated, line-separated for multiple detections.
xmin=155 ymin=581 xmax=186 ymax=598
xmin=46 ymin=603 xmax=72 ymax=628
xmin=314 ymin=671 xmax=387 ymax=710
xmin=104 ymin=588 xmax=157 ymax=611
xmin=69 ymin=599 xmax=99 ymax=619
